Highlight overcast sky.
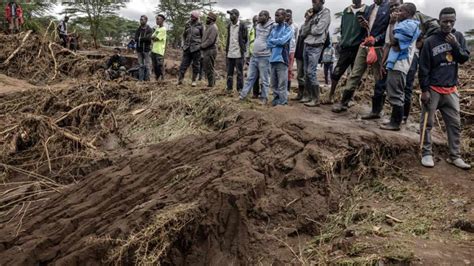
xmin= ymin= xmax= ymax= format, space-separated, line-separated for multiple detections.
xmin=53 ymin=0 xmax=473 ymax=34
xmin=115 ymin=0 xmax=474 ymax=34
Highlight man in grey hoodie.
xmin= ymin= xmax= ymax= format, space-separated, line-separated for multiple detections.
xmin=300 ymin=0 xmax=331 ymax=107
xmin=239 ymin=10 xmax=274 ymax=104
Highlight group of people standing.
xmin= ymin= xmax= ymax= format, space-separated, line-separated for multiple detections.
xmin=128 ymin=0 xmax=470 ymax=170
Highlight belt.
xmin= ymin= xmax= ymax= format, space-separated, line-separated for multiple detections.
xmin=305 ymin=43 xmax=323 ymax=48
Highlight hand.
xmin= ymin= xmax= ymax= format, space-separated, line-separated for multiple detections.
xmin=380 ymin=67 xmax=387 ymax=77
xmin=390 ymin=12 xmax=399 ymax=24
xmin=363 ymin=36 xmax=375 ymax=47
xmin=416 ymin=38 xmax=424 ymax=50
xmin=445 ymin=33 xmax=459 ymax=47
xmin=358 ymin=16 xmax=369 ymax=30
xmin=421 ymin=91 xmax=431 ymax=106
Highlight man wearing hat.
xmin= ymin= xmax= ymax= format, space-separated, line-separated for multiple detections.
xmin=201 ymin=12 xmax=219 ymax=88
xmin=151 ymin=14 xmax=167 ymax=81
xmin=226 ymin=9 xmax=248 ymax=94
xmin=178 ymin=10 xmax=203 ymax=86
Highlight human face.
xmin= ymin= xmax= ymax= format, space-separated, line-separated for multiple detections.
xmin=397 ymin=5 xmax=410 ymax=21
xmin=353 ymin=0 xmax=362 ymax=7
xmin=275 ymin=10 xmax=286 ymax=24
xmin=156 ymin=16 xmax=164 ymax=27
xmin=439 ymin=13 xmax=456 ymax=34
xmin=312 ymin=0 xmax=323 ymax=13
xmin=140 ymin=16 xmax=147 ymax=26
xmin=258 ymin=11 xmax=269 ymax=24
xmin=230 ymin=13 xmax=238 ymax=23
xmin=389 ymin=0 xmax=402 ymax=14
xmin=285 ymin=12 xmax=292 ymax=23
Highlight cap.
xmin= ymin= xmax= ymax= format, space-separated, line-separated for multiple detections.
xmin=227 ymin=9 xmax=240 ymax=16
xmin=207 ymin=12 xmax=217 ymax=21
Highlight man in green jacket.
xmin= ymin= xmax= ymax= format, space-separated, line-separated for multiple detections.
xmin=151 ymin=14 xmax=167 ymax=81
xmin=325 ymin=0 xmax=368 ymax=104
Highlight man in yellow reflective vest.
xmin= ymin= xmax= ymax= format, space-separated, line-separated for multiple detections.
xmin=151 ymin=14 xmax=167 ymax=81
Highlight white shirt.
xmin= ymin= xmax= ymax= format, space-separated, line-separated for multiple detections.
xmin=228 ymin=21 xmax=241 ymax=58
xmin=368 ymin=5 xmax=379 ymax=32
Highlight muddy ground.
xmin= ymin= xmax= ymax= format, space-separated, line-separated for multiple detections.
xmin=0 ymin=33 xmax=473 ymax=265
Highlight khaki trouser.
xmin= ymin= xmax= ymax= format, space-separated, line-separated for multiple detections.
xmin=340 ymin=46 xmax=384 ymax=105
xmin=8 ymin=17 xmax=20 ymax=32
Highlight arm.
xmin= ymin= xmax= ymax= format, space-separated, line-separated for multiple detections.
xmin=157 ymin=28 xmax=166 ymax=41
xmin=310 ymin=9 xmax=331 ymax=36
xmin=300 ymin=20 xmax=311 ymax=38
xmin=451 ymin=33 xmax=470 ymax=64
xmin=418 ymin=39 xmax=432 ymax=92
xmin=201 ymin=26 xmax=218 ymax=49
xmin=268 ymin=26 xmax=293 ymax=47
xmin=242 ymin=24 xmax=248 ymax=53
xmin=141 ymin=27 xmax=153 ymax=42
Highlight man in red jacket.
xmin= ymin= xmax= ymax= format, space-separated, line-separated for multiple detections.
xmin=5 ymin=0 xmax=24 ymax=34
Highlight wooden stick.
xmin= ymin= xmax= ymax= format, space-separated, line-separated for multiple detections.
xmin=54 ymin=101 xmax=112 ymax=124
xmin=48 ymin=42 xmax=59 ymax=80
xmin=420 ymin=111 xmax=429 ymax=151
xmin=386 ymin=214 xmax=403 ymax=223
xmin=37 ymin=20 xmax=55 ymax=58
xmin=2 ymin=30 xmax=32 ymax=65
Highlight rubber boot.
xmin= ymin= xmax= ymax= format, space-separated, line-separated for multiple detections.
xmin=332 ymin=91 xmax=352 ymax=113
xmin=305 ymin=85 xmax=320 ymax=107
xmin=300 ymin=83 xmax=312 ymax=103
xmin=403 ymin=99 xmax=411 ymax=124
xmin=380 ymin=105 xmax=403 ymax=131
xmin=291 ymin=85 xmax=304 ymax=101
xmin=362 ymin=95 xmax=385 ymax=120
xmin=288 ymin=81 xmax=292 ymax=92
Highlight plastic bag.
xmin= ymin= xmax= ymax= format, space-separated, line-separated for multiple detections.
xmin=366 ymin=46 xmax=378 ymax=65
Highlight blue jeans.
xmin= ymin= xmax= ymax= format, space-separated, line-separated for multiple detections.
xmin=137 ymin=51 xmax=151 ymax=81
xmin=303 ymin=45 xmax=323 ymax=87
xmin=240 ymin=56 xmax=270 ymax=101
xmin=270 ymin=62 xmax=288 ymax=106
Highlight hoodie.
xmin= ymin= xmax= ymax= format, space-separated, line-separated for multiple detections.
xmin=267 ymin=22 xmax=293 ymax=64
xmin=252 ymin=19 xmax=274 ymax=57
xmin=418 ymin=29 xmax=470 ymax=93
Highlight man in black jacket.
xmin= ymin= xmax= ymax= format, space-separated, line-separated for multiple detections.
xmin=135 ymin=15 xmax=153 ymax=81
xmin=201 ymin=12 xmax=219 ymax=88
xmin=178 ymin=10 xmax=203 ymax=86
xmin=226 ymin=9 xmax=248 ymax=93
xmin=106 ymin=48 xmax=126 ymax=80
xmin=419 ymin=7 xmax=470 ymax=170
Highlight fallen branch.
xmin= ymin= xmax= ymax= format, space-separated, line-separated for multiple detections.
xmin=48 ymin=42 xmax=58 ymax=80
xmin=385 ymin=214 xmax=403 ymax=223
xmin=37 ymin=20 xmax=55 ymax=58
xmin=54 ymin=101 xmax=113 ymax=124
xmin=2 ymin=30 xmax=32 ymax=66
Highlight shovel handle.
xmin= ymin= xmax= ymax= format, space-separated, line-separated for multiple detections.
xmin=420 ymin=111 xmax=429 ymax=151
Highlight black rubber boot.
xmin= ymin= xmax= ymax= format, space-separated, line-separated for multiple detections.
xmin=288 ymin=81 xmax=292 ymax=92
xmin=403 ymin=99 xmax=412 ymax=123
xmin=305 ymin=85 xmax=320 ymax=107
xmin=292 ymin=85 xmax=304 ymax=101
xmin=300 ymin=83 xmax=312 ymax=103
xmin=380 ymin=105 xmax=403 ymax=131
xmin=362 ymin=95 xmax=385 ymax=120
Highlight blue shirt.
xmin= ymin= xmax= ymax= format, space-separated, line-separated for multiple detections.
xmin=267 ymin=22 xmax=293 ymax=64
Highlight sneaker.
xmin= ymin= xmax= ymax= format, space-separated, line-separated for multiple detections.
xmin=447 ymin=158 xmax=471 ymax=170
xmin=299 ymin=96 xmax=311 ymax=103
xmin=421 ymin=155 xmax=435 ymax=168
xmin=259 ymin=99 xmax=268 ymax=106
xmin=332 ymin=103 xmax=348 ymax=113
xmin=191 ymin=81 xmax=197 ymax=87
xmin=304 ymin=100 xmax=320 ymax=107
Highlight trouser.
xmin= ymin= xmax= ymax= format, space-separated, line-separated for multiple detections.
xmin=340 ymin=46 xmax=384 ymax=105
xmin=59 ymin=34 xmax=68 ymax=48
xmin=226 ymin=57 xmax=244 ymax=91
xmin=386 ymin=70 xmax=407 ymax=107
xmin=137 ymin=51 xmax=152 ymax=81
xmin=304 ymin=45 xmax=323 ymax=101
xmin=331 ymin=46 xmax=359 ymax=82
xmin=323 ymin=63 xmax=333 ymax=85
xmin=403 ymin=54 xmax=419 ymax=119
xmin=179 ymin=49 xmax=201 ymax=82
xmin=240 ymin=56 xmax=270 ymax=101
xmin=288 ymin=52 xmax=295 ymax=81
xmin=202 ymin=48 xmax=217 ymax=87
xmin=271 ymin=62 xmax=289 ymax=106
xmin=151 ymin=52 xmax=165 ymax=80
xmin=198 ymin=56 xmax=204 ymax=80
xmin=8 ymin=17 xmax=20 ymax=33
xmin=421 ymin=90 xmax=461 ymax=160
xmin=296 ymin=58 xmax=305 ymax=88
xmin=253 ymin=73 xmax=260 ymax=97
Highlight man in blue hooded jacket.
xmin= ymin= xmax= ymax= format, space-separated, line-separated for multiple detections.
xmin=267 ymin=8 xmax=294 ymax=106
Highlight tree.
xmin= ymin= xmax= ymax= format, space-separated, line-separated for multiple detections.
xmin=156 ymin=0 xmax=199 ymax=47
xmin=465 ymin=29 xmax=474 ymax=38
xmin=62 ymin=0 xmax=126 ymax=48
